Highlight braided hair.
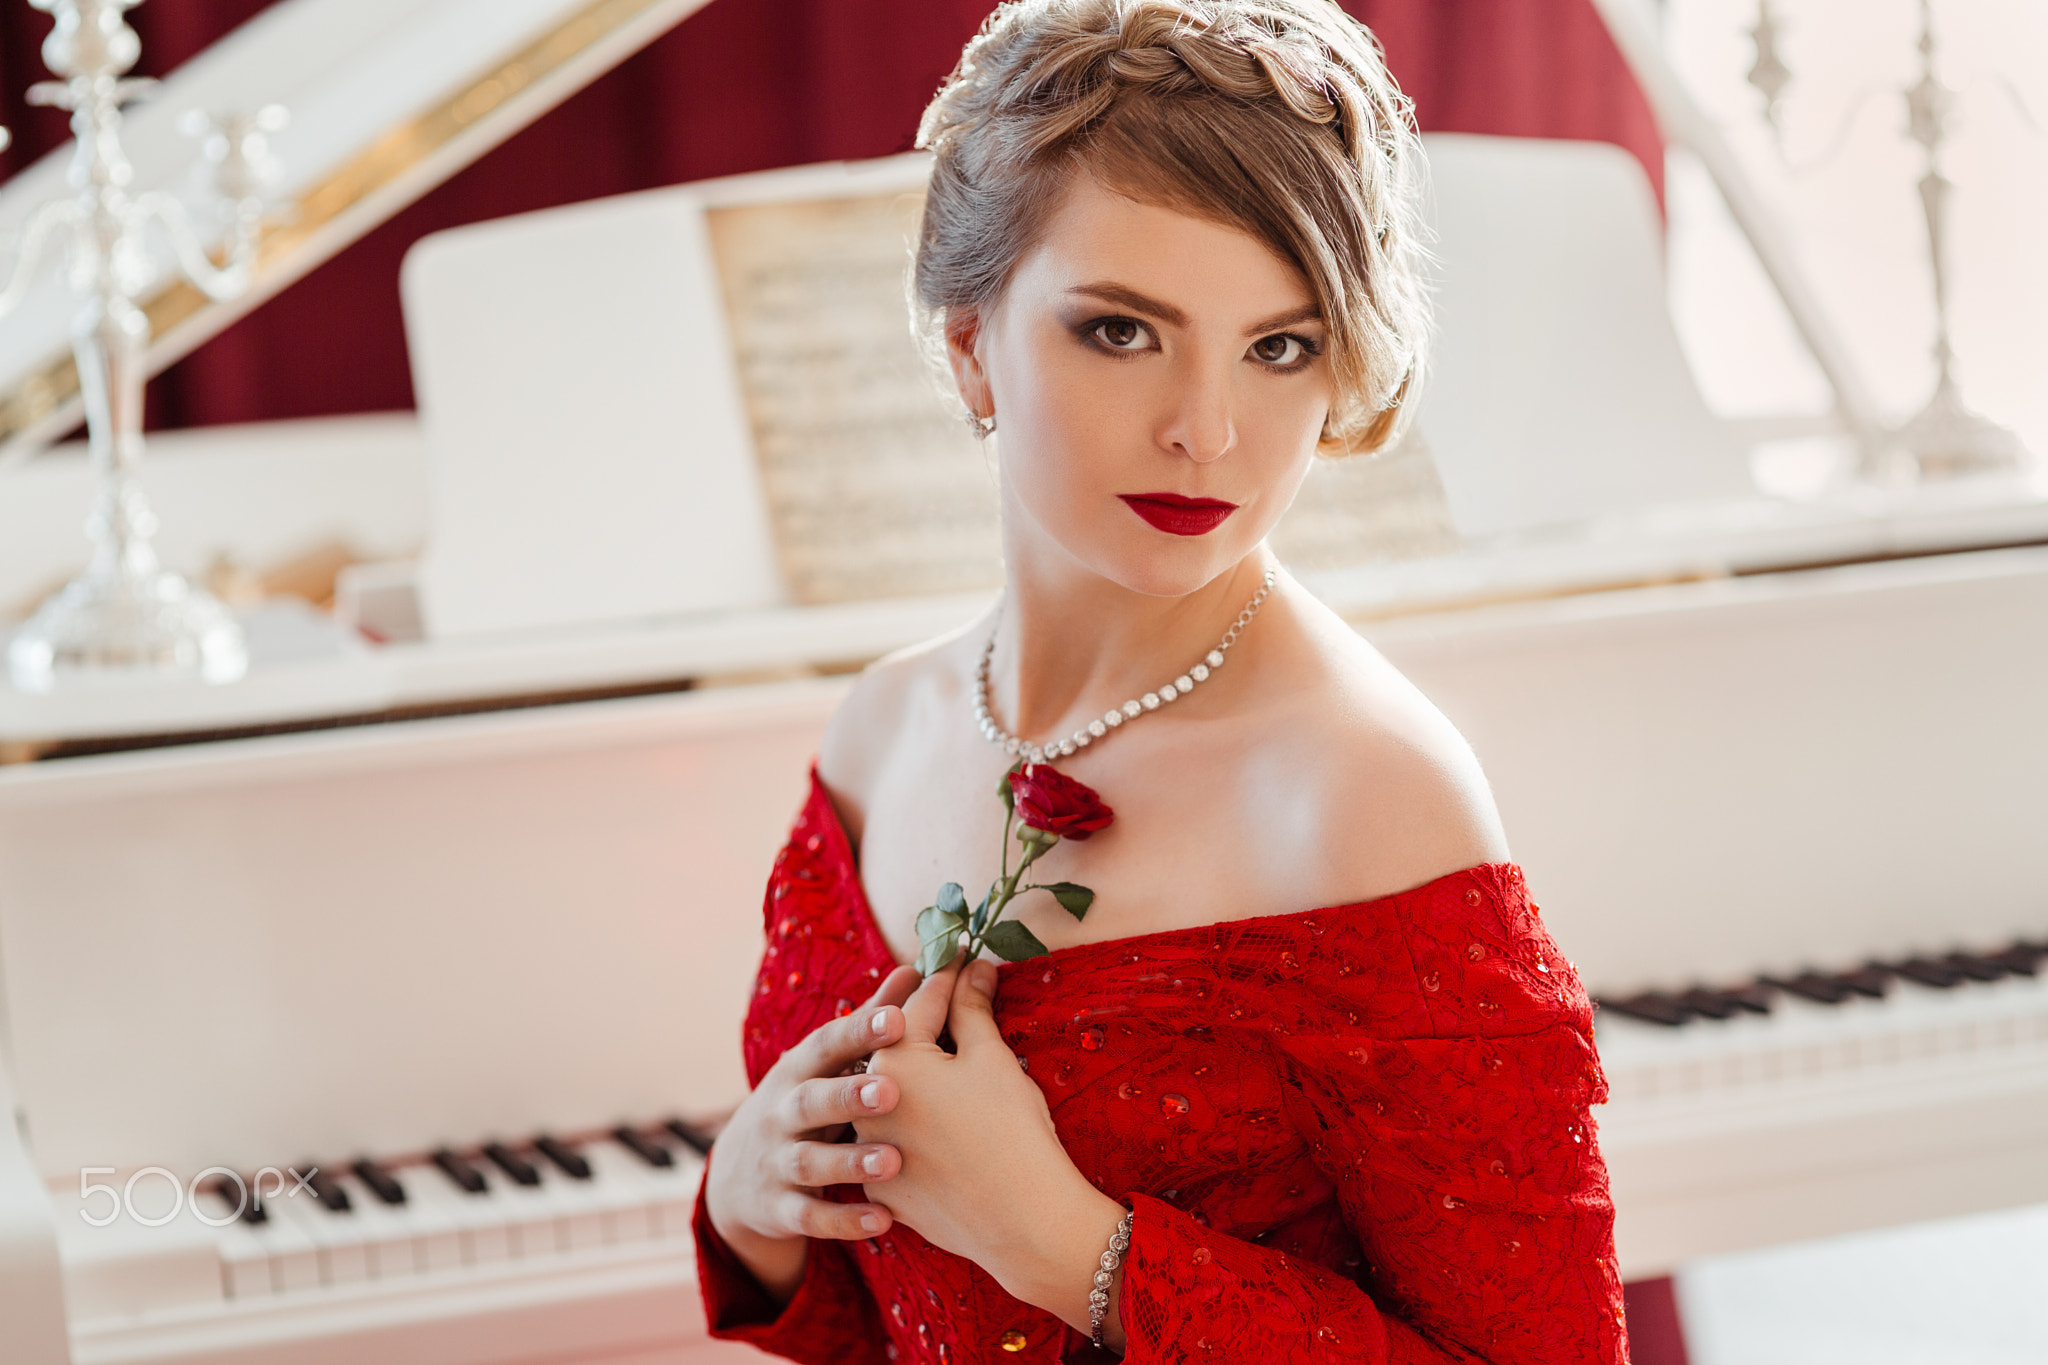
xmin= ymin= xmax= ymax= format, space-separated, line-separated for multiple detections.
xmin=915 ymin=0 xmax=1428 ymax=454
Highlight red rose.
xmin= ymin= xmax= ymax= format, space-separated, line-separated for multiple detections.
xmin=1008 ymin=763 xmax=1115 ymax=840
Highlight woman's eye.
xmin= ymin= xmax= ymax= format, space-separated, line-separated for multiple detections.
xmin=1091 ymin=318 xmax=1150 ymax=351
xmin=1251 ymin=334 xmax=1309 ymax=367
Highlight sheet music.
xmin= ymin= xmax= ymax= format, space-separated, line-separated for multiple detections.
xmin=707 ymin=192 xmax=1005 ymax=604
xmin=707 ymin=188 xmax=1456 ymax=599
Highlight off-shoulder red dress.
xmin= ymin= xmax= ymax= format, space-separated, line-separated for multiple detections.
xmin=692 ymin=771 xmax=1626 ymax=1363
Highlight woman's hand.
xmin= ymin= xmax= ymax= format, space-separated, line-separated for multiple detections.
xmin=703 ymin=964 xmax=922 ymax=1302
xmin=857 ymin=959 xmax=1129 ymax=1344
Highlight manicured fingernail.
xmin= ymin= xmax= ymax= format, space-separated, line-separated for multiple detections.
xmin=860 ymin=1081 xmax=882 ymax=1108
xmin=870 ymin=1011 xmax=890 ymax=1037
xmin=862 ymin=1149 xmax=886 ymax=1175
xmin=861 ymin=1212 xmax=884 ymax=1233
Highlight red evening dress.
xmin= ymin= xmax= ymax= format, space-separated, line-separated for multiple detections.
xmin=692 ymin=771 xmax=1627 ymax=1363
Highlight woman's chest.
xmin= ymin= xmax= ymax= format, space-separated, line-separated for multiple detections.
xmin=852 ymin=732 xmax=1335 ymax=965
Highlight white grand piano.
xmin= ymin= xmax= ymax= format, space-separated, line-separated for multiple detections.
xmin=1 ymin=2 xmax=2045 ymax=1363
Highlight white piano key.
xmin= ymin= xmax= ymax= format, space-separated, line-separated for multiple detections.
xmin=384 ymin=1165 xmax=465 ymax=1273
xmin=487 ymin=1168 xmax=563 ymax=1260
xmin=402 ymin=1158 xmax=510 ymax=1266
xmin=198 ymin=1181 xmax=280 ymax=1301
xmin=330 ymin=1173 xmax=419 ymax=1279
xmin=645 ymin=1144 xmax=707 ymax=1238
xmin=553 ymin=1148 xmax=613 ymax=1252
xmin=268 ymin=1183 xmax=369 ymax=1287
xmin=579 ymin=1139 xmax=670 ymax=1245
xmin=527 ymin=1140 xmax=609 ymax=1251
xmin=549 ymin=1182 xmax=609 ymax=1254
xmin=260 ymin=1203 xmax=322 ymax=1295
xmin=213 ymin=1199 xmax=319 ymax=1300
xmin=216 ymin=1220 xmax=272 ymax=1301
xmin=584 ymin=1134 xmax=705 ymax=1241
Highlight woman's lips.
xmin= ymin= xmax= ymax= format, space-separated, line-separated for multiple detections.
xmin=1118 ymin=493 xmax=1239 ymax=537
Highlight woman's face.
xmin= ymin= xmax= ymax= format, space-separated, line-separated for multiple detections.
xmin=954 ymin=175 xmax=1334 ymax=598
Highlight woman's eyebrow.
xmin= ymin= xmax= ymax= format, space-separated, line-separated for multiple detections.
xmin=1066 ymin=284 xmax=1321 ymax=338
xmin=1244 ymin=303 xmax=1323 ymax=335
xmin=1066 ymin=282 xmax=1190 ymax=328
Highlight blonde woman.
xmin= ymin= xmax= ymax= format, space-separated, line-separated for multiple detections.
xmin=696 ymin=2 xmax=1624 ymax=1360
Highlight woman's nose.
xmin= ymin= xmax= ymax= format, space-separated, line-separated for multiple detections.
xmin=1159 ymin=372 xmax=1238 ymax=464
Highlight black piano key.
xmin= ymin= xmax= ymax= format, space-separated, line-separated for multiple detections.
xmin=1763 ymin=972 xmax=1852 ymax=1005
xmin=665 ymin=1118 xmax=716 ymax=1154
xmin=1890 ymin=956 xmax=1967 ymax=989
xmin=1598 ymin=993 xmax=1691 ymax=1026
xmin=1940 ymin=952 xmax=2008 ymax=983
xmin=483 ymin=1141 xmax=541 ymax=1187
xmin=433 ymin=1147 xmax=488 ymax=1194
xmin=533 ymin=1135 xmax=592 ymax=1180
xmin=303 ymin=1165 xmax=352 ymax=1213
xmin=613 ymin=1125 xmax=675 ymax=1168
xmin=1985 ymin=943 xmax=2046 ymax=976
xmin=1838 ymin=966 xmax=1892 ymax=997
xmin=1722 ymin=983 xmax=1774 ymax=1014
xmin=351 ymin=1158 xmax=407 ymax=1206
xmin=209 ymin=1174 xmax=267 ymax=1224
xmin=1672 ymin=988 xmax=1741 ymax=1020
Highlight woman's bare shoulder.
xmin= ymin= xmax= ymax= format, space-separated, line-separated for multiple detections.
xmin=816 ymin=624 xmax=983 ymax=841
xmin=1245 ymin=597 xmax=1511 ymax=904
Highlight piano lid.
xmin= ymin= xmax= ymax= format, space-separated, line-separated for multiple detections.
xmin=0 ymin=0 xmax=714 ymax=457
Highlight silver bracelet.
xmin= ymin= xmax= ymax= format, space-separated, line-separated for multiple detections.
xmin=1088 ymin=1208 xmax=1134 ymax=1350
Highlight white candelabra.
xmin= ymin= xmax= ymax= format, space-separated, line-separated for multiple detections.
xmin=1748 ymin=0 xmax=2029 ymax=481
xmin=0 ymin=0 xmax=284 ymax=692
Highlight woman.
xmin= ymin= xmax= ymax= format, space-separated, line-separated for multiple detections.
xmin=695 ymin=1 xmax=1624 ymax=1360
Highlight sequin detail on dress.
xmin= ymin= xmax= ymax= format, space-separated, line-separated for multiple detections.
xmin=693 ymin=769 xmax=1625 ymax=1364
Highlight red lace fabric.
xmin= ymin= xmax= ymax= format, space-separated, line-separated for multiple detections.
xmin=693 ymin=770 xmax=1626 ymax=1363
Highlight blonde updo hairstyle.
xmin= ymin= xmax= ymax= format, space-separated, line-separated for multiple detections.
xmin=915 ymin=0 xmax=1429 ymax=455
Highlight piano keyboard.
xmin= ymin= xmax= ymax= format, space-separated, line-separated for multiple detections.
xmin=1597 ymin=937 xmax=2048 ymax=1026
xmin=48 ymin=1119 xmax=738 ymax=1365
xmin=1592 ymin=944 xmax=2048 ymax=1274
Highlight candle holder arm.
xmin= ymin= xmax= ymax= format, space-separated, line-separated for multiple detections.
xmin=0 ymin=200 xmax=82 ymax=320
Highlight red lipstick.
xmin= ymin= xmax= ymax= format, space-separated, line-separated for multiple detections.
xmin=1119 ymin=493 xmax=1239 ymax=536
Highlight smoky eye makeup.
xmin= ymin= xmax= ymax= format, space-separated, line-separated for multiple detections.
xmin=1247 ymin=332 xmax=1323 ymax=372
xmin=1076 ymin=314 xmax=1158 ymax=356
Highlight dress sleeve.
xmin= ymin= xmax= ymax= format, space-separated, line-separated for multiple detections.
xmin=691 ymin=1152 xmax=891 ymax=1364
xmin=1113 ymin=870 xmax=1627 ymax=1364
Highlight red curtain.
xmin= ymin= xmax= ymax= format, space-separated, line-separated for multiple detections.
xmin=0 ymin=0 xmax=1660 ymax=431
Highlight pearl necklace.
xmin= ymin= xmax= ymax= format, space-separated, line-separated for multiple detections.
xmin=973 ymin=569 xmax=1277 ymax=764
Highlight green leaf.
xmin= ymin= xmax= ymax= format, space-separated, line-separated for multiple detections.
xmin=970 ymin=888 xmax=994 ymax=933
xmin=935 ymin=882 xmax=968 ymax=919
xmin=915 ymin=904 xmax=966 ymax=977
xmin=916 ymin=903 xmax=964 ymax=941
xmin=916 ymin=928 xmax=964 ymax=977
xmin=917 ymin=935 xmax=963 ymax=977
xmin=1043 ymin=882 xmax=1095 ymax=920
xmin=983 ymin=918 xmax=1050 ymax=962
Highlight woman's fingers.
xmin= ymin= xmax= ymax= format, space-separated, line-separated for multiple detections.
xmin=900 ymin=958 xmax=960 ymax=1043
xmin=783 ymin=1139 xmax=900 ymax=1187
xmin=866 ymin=963 xmax=923 ymax=1010
xmin=944 ymin=958 xmax=1005 ymax=1052
xmin=785 ymin=1072 xmax=896 ymax=1133
xmin=779 ymin=1191 xmax=893 ymax=1241
xmin=788 ymin=997 xmax=905 ymax=1081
